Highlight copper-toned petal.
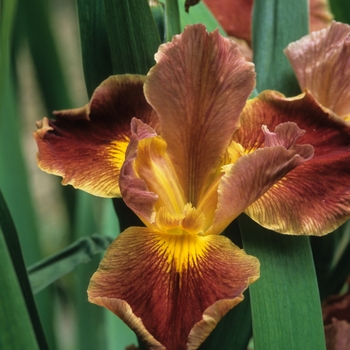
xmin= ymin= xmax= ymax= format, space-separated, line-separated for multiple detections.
xmin=88 ymin=227 xmax=259 ymax=350
xmin=309 ymin=0 xmax=333 ymax=32
xmin=237 ymin=90 xmax=350 ymax=235
xmin=209 ymin=122 xmax=313 ymax=236
xmin=204 ymin=0 xmax=332 ymax=46
xmin=324 ymin=320 xmax=350 ymax=350
xmin=145 ymin=24 xmax=255 ymax=206
xmin=203 ymin=0 xmax=252 ymax=44
xmin=285 ymin=21 xmax=350 ymax=119
xmin=34 ymin=75 xmax=159 ymax=197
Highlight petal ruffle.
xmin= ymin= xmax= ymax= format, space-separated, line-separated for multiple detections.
xmin=88 ymin=227 xmax=259 ymax=350
xmin=34 ymin=75 xmax=159 ymax=197
xmin=237 ymin=90 xmax=350 ymax=235
xmin=144 ymin=24 xmax=255 ymax=206
xmin=210 ymin=122 xmax=313 ymax=235
xmin=285 ymin=21 xmax=350 ymax=119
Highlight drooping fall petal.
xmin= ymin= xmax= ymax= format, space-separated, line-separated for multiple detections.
xmin=285 ymin=21 xmax=350 ymax=119
xmin=88 ymin=227 xmax=259 ymax=350
xmin=209 ymin=122 xmax=313 ymax=236
xmin=145 ymin=24 xmax=255 ymax=206
xmin=237 ymin=90 xmax=350 ymax=235
xmin=34 ymin=75 xmax=159 ymax=197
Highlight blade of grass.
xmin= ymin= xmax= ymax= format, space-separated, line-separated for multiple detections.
xmin=310 ymin=225 xmax=346 ymax=300
xmin=329 ymin=0 xmax=350 ymax=24
xmin=76 ymin=0 xmax=113 ymax=97
xmin=0 ymin=226 xmax=39 ymax=350
xmin=165 ymin=0 xmax=181 ymax=41
xmin=323 ymin=220 xmax=350 ymax=297
xmin=1 ymin=1 xmax=57 ymax=347
xmin=100 ymin=199 xmax=138 ymax=350
xmin=73 ymin=192 xmax=105 ymax=350
xmin=0 ymin=0 xmax=17 ymax=117
xmin=246 ymin=1 xmax=326 ymax=348
xmin=103 ymin=0 xmax=161 ymax=74
xmin=0 ymin=189 xmax=48 ymax=349
xmin=16 ymin=0 xmax=72 ymax=112
xmin=239 ymin=214 xmax=326 ymax=350
xmin=252 ymin=0 xmax=308 ymax=95
xmin=150 ymin=1 xmax=165 ymax=42
xmin=28 ymin=234 xmax=113 ymax=294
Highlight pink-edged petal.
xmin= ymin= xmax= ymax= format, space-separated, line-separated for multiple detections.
xmin=144 ymin=24 xmax=255 ymax=206
xmin=88 ymin=227 xmax=259 ymax=350
xmin=119 ymin=118 xmax=187 ymax=225
xmin=324 ymin=319 xmax=350 ymax=350
xmin=285 ymin=21 xmax=350 ymax=119
xmin=119 ymin=118 xmax=159 ymax=224
xmin=34 ymin=75 xmax=159 ymax=197
xmin=203 ymin=0 xmax=331 ymax=46
xmin=236 ymin=90 xmax=350 ymax=235
xmin=309 ymin=0 xmax=333 ymax=32
xmin=209 ymin=122 xmax=313 ymax=235
xmin=203 ymin=0 xmax=253 ymax=44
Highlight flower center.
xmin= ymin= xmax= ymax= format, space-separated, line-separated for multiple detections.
xmin=153 ymin=204 xmax=209 ymax=273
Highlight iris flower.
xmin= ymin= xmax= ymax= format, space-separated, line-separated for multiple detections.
xmin=285 ymin=21 xmax=350 ymax=121
xmin=203 ymin=0 xmax=333 ymax=60
xmin=34 ymin=25 xmax=350 ymax=349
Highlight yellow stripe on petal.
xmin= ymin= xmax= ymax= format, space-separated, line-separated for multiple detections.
xmin=88 ymin=226 xmax=259 ymax=349
xmin=108 ymin=139 xmax=129 ymax=171
xmin=152 ymin=204 xmax=210 ymax=274
xmin=134 ymin=135 xmax=186 ymax=214
xmin=154 ymin=233 xmax=210 ymax=274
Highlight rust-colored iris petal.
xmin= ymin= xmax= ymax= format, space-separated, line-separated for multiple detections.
xmin=236 ymin=90 xmax=350 ymax=235
xmin=88 ymin=227 xmax=259 ymax=350
xmin=203 ymin=0 xmax=252 ymax=44
xmin=210 ymin=122 xmax=313 ymax=236
xmin=309 ymin=0 xmax=333 ymax=32
xmin=204 ymin=0 xmax=332 ymax=46
xmin=34 ymin=75 xmax=159 ymax=197
xmin=324 ymin=319 xmax=350 ymax=350
xmin=145 ymin=24 xmax=255 ymax=206
xmin=285 ymin=21 xmax=350 ymax=119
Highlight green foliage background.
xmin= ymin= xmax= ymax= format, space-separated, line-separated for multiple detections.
xmin=1 ymin=0 xmax=349 ymax=349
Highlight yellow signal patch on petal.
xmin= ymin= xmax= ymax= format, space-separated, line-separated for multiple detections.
xmin=108 ymin=139 xmax=129 ymax=172
xmin=153 ymin=204 xmax=210 ymax=273
xmin=153 ymin=232 xmax=210 ymax=274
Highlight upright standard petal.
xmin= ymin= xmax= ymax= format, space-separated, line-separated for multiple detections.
xmin=145 ymin=24 xmax=255 ymax=205
xmin=34 ymin=75 xmax=159 ymax=197
xmin=237 ymin=90 xmax=350 ymax=235
xmin=88 ymin=227 xmax=259 ymax=350
xmin=285 ymin=21 xmax=350 ymax=119
xmin=210 ymin=122 xmax=313 ymax=235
